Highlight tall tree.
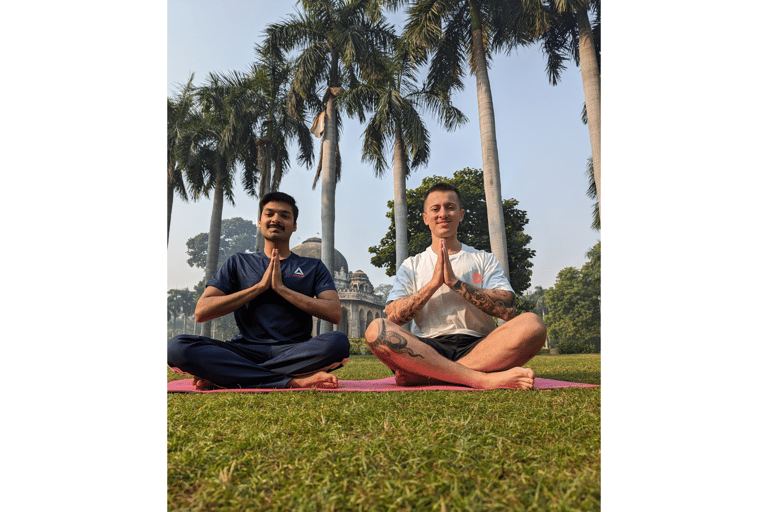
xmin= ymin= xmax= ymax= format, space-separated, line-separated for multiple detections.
xmin=167 ymin=289 xmax=186 ymax=338
xmin=585 ymin=156 xmax=599 ymax=230
xmin=369 ymin=168 xmax=535 ymax=294
xmin=264 ymin=0 xmax=395 ymax=332
xmin=167 ymin=75 xmax=196 ymax=245
xmin=184 ymin=73 xmax=261 ymax=337
xmin=541 ymin=0 xmax=601 ymax=219
xmin=397 ymin=0 xmax=545 ymax=281
xmin=339 ymin=38 xmax=467 ymax=271
xmin=246 ymin=47 xmax=316 ymax=251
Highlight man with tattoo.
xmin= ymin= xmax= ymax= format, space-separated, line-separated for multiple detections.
xmin=168 ymin=192 xmax=350 ymax=390
xmin=365 ymin=183 xmax=547 ymax=389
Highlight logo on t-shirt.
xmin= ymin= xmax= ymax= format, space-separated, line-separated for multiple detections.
xmin=472 ymin=272 xmax=482 ymax=285
xmin=293 ymin=267 xmax=305 ymax=277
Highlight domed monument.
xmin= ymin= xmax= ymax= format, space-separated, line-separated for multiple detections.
xmin=290 ymin=237 xmax=348 ymax=274
xmin=290 ymin=237 xmax=385 ymax=338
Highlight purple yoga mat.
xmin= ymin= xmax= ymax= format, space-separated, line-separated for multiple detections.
xmin=167 ymin=376 xmax=597 ymax=393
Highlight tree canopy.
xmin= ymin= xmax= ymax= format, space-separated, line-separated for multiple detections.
xmin=543 ymin=240 xmax=600 ymax=351
xmin=185 ymin=217 xmax=259 ymax=270
xmin=368 ymin=168 xmax=535 ymax=294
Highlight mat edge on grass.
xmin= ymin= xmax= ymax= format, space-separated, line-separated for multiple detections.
xmin=167 ymin=376 xmax=597 ymax=393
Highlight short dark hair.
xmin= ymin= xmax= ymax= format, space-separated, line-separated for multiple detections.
xmin=259 ymin=191 xmax=299 ymax=221
xmin=423 ymin=182 xmax=462 ymax=211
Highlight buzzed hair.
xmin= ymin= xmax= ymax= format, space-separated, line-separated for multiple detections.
xmin=259 ymin=191 xmax=299 ymax=221
xmin=423 ymin=182 xmax=462 ymax=211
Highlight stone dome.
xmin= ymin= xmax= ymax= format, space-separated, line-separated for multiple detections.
xmin=290 ymin=237 xmax=348 ymax=273
xmin=350 ymin=269 xmax=374 ymax=293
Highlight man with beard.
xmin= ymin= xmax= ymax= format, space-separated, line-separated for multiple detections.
xmin=168 ymin=192 xmax=349 ymax=390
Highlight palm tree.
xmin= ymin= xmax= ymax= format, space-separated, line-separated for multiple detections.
xmin=184 ymin=72 xmax=260 ymax=337
xmin=339 ymin=39 xmax=467 ymax=270
xmin=585 ymin=156 xmax=599 ymax=231
xmin=246 ymin=47 xmax=315 ymax=251
xmin=264 ymin=0 xmax=395 ymax=332
xmin=167 ymin=289 xmax=185 ymax=338
xmin=540 ymin=0 xmax=600 ymax=219
xmin=397 ymin=0 xmax=545 ymax=281
xmin=167 ymin=75 xmax=196 ymax=245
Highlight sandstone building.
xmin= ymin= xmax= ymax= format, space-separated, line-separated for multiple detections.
xmin=291 ymin=237 xmax=386 ymax=339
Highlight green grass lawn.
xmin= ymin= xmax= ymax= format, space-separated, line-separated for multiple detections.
xmin=168 ymin=354 xmax=600 ymax=511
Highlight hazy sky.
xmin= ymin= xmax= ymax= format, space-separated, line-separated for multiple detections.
xmin=166 ymin=0 xmax=599 ymax=294
xmin=6 ymin=3 xmax=767 ymax=507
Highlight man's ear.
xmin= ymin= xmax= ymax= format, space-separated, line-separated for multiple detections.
xmin=458 ymin=209 xmax=465 ymax=222
xmin=423 ymin=212 xmax=429 ymax=225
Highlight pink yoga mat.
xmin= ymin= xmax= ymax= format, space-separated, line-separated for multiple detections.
xmin=167 ymin=376 xmax=596 ymax=393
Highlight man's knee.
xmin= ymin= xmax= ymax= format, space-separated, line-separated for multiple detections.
xmin=167 ymin=335 xmax=190 ymax=366
xmin=364 ymin=318 xmax=387 ymax=345
xmin=516 ymin=312 xmax=547 ymax=346
xmin=327 ymin=331 xmax=350 ymax=359
xmin=315 ymin=331 xmax=350 ymax=361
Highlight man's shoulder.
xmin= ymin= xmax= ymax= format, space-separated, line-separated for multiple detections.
xmin=288 ymin=252 xmax=326 ymax=268
xmin=458 ymin=244 xmax=485 ymax=255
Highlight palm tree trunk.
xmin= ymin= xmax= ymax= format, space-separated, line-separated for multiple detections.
xmin=167 ymin=162 xmax=174 ymax=246
xmin=319 ymin=95 xmax=338 ymax=334
xmin=201 ymin=173 xmax=225 ymax=338
xmin=576 ymin=3 xmax=601 ymax=220
xmin=255 ymin=145 xmax=272 ymax=253
xmin=470 ymin=18 xmax=510 ymax=281
xmin=392 ymin=130 xmax=408 ymax=270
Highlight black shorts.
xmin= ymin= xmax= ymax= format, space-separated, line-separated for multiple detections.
xmin=418 ymin=334 xmax=485 ymax=362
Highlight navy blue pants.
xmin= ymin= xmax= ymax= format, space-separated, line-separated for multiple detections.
xmin=167 ymin=332 xmax=350 ymax=389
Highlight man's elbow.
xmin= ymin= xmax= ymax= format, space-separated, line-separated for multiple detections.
xmin=194 ymin=305 xmax=209 ymax=323
xmin=328 ymin=304 xmax=342 ymax=325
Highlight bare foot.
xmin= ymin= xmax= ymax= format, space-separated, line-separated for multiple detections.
xmin=481 ymin=367 xmax=535 ymax=390
xmin=394 ymin=369 xmax=446 ymax=387
xmin=286 ymin=371 xmax=339 ymax=389
xmin=192 ymin=376 xmax=219 ymax=391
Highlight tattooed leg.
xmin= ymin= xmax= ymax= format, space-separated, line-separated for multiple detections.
xmin=368 ymin=321 xmax=425 ymax=359
xmin=364 ymin=319 xmax=537 ymax=390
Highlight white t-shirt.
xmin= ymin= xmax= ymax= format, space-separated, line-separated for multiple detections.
xmin=387 ymin=244 xmax=513 ymax=338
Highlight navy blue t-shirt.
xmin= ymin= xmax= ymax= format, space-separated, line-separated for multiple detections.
xmin=206 ymin=252 xmax=336 ymax=343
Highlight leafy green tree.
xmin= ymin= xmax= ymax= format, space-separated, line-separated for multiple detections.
xmin=398 ymin=0 xmax=545 ymax=280
xmin=541 ymin=0 xmax=601 ymax=219
xmin=185 ymin=217 xmax=259 ymax=270
xmin=264 ymin=0 xmax=396 ymax=332
xmin=369 ymin=168 xmax=534 ymax=294
xmin=167 ymin=75 xmax=196 ymax=245
xmin=543 ymin=241 xmax=600 ymax=351
xmin=339 ymin=37 xmax=467 ymax=271
xmin=373 ymin=283 xmax=393 ymax=302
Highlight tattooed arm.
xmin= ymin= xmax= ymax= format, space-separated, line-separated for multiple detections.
xmin=385 ymin=283 xmax=440 ymax=325
xmin=450 ymin=280 xmax=516 ymax=321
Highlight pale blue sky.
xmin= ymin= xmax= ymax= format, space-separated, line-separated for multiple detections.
xmin=5 ymin=2 xmax=767 ymax=507
xmin=166 ymin=0 xmax=599 ymax=293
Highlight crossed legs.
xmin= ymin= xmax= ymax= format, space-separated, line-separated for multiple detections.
xmin=364 ymin=313 xmax=546 ymax=390
xmin=168 ymin=332 xmax=350 ymax=390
